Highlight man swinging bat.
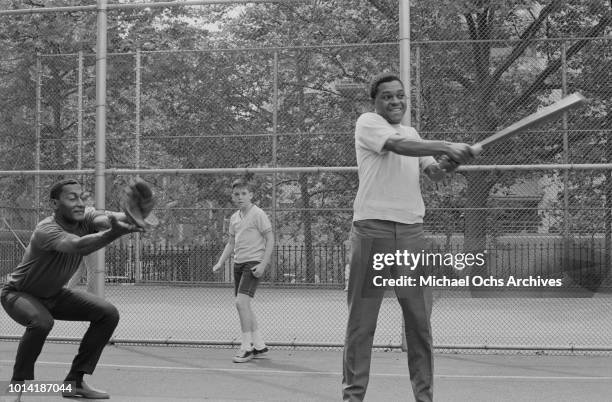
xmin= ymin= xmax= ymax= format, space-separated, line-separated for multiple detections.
xmin=1 ymin=178 xmax=155 ymax=400
xmin=343 ymin=72 xmax=475 ymax=402
xmin=343 ymin=72 xmax=585 ymax=402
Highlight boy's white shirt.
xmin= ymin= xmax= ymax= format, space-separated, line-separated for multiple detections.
xmin=229 ymin=204 xmax=272 ymax=263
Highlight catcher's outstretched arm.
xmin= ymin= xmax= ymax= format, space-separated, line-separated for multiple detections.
xmin=93 ymin=211 xmax=132 ymax=231
xmin=55 ymin=216 xmax=141 ymax=255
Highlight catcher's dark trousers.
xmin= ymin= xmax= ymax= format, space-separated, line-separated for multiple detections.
xmin=343 ymin=220 xmax=433 ymax=402
xmin=1 ymin=286 xmax=119 ymax=380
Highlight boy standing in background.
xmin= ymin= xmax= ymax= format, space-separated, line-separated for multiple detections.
xmin=213 ymin=179 xmax=274 ymax=363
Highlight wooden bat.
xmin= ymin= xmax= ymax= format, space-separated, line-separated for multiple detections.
xmin=439 ymin=93 xmax=586 ymax=170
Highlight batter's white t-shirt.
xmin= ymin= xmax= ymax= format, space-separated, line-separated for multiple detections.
xmin=353 ymin=112 xmax=436 ymax=224
xmin=229 ymin=205 xmax=272 ymax=264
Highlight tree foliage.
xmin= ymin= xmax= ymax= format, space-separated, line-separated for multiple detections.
xmin=0 ymin=1 xmax=610 ymax=277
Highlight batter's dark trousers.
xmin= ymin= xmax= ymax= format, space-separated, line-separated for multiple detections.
xmin=1 ymin=286 xmax=119 ymax=380
xmin=342 ymin=220 xmax=433 ymax=402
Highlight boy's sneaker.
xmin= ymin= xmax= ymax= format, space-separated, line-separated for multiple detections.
xmin=253 ymin=346 xmax=269 ymax=358
xmin=233 ymin=349 xmax=254 ymax=363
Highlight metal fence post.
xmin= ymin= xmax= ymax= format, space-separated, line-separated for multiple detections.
xmin=415 ymin=44 xmax=422 ymax=132
xmin=399 ymin=0 xmax=410 ymax=351
xmin=399 ymin=0 xmax=411 ymax=127
xmin=35 ymin=55 xmax=42 ymax=224
xmin=77 ymin=51 xmax=84 ymax=175
xmin=271 ymin=50 xmax=279 ymax=284
xmin=77 ymin=50 xmax=93 ymax=292
xmin=135 ymin=48 xmax=142 ymax=283
xmin=561 ymin=41 xmax=570 ymax=270
xmin=93 ymin=0 xmax=108 ymax=298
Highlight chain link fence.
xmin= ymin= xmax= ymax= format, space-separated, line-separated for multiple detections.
xmin=0 ymin=2 xmax=612 ymax=350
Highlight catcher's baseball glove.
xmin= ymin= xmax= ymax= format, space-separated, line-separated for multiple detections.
xmin=122 ymin=178 xmax=157 ymax=229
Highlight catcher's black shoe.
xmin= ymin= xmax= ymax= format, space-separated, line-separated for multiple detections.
xmin=63 ymin=380 xmax=109 ymax=399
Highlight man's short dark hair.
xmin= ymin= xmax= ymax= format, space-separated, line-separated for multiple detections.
xmin=231 ymin=178 xmax=252 ymax=191
xmin=369 ymin=72 xmax=403 ymax=100
xmin=49 ymin=179 xmax=80 ymax=200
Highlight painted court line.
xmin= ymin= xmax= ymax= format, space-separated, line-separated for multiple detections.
xmin=2 ymin=360 xmax=611 ymax=381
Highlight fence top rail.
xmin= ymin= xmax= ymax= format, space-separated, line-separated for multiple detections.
xmin=28 ymin=128 xmax=612 ymax=143
xmin=1 ymin=164 xmax=612 ymax=176
xmin=33 ymin=36 xmax=612 ymax=58
xmin=0 ymin=0 xmax=289 ymax=16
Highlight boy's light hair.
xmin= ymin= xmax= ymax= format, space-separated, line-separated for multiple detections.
xmin=231 ymin=178 xmax=252 ymax=191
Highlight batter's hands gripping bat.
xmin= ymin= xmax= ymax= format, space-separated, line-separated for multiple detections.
xmin=439 ymin=93 xmax=587 ymax=171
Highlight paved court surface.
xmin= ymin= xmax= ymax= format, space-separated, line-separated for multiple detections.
xmin=1 ymin=342 xmax=612 ymax=401
xmin=2 ymin=286 xmax=611 ymax=349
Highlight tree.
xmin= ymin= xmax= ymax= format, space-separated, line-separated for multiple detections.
xmin=212 ymin=0 xmax=612 ymax=281
xmin=209 ymin=1 xmax=403 ymax=281
xmin=1 ymin=0 xmax=610 ymax=267
xmin=450 ymin=0 xmax=611 ymax=266
xmin=0 ymin=1 xmax=209 ymax=231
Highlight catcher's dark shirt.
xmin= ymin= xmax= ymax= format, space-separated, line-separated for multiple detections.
xmin=5 ymin=208 xmax=102 ymax=298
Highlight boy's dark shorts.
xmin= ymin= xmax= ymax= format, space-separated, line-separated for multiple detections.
xmin=234 ymin=261 xmax=261 ymax=297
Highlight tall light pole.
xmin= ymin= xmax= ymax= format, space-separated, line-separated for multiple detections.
xmin=93 ymin=0 xmax=108 ymax=297
xmin=399 ymin=0 xmax=411 ymax=351
xmin=399 ymin=0 xmax=411 ymax=126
